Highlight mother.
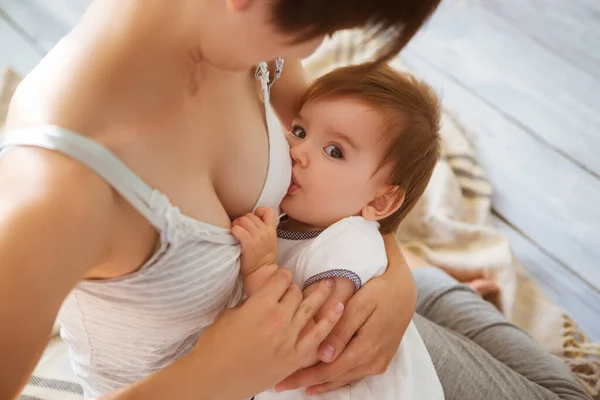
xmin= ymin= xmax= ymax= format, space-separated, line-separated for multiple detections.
xmin=0 ymin=0 xmax=438 ymax=398
xmin=0 ymin=0 xmax=591 ymax=399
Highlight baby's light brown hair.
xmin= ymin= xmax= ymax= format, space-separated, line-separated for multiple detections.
xmin=300 ymin=63 xmax=441 ymax=234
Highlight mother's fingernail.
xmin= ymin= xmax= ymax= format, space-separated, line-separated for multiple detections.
xmin=334 ymin=303 xmax=344 ymax=315
xmin=324 ymin=278 xmax=334 ymax=288
xmin=321 ymin=344 xmax=335 ymax=361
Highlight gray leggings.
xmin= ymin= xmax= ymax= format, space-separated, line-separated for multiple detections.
xmin=413 ymin=267 xmax=591 ymax=400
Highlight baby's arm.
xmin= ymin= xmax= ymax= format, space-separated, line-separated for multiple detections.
xmin=232 ymin=208 xmax=280 ymax=297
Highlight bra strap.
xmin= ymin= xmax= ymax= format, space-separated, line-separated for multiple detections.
xmin=0 ymin=125 xmax=167 ymax=231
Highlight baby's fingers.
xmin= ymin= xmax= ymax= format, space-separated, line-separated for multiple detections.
xmin=246 ymin=213 xmax=263 ymax=229
xmin=237 ymin=214 xmax=262 ymax=236
xmin=255 ymin=207 xmax=277 ymax=228
xmin=231 ymin=225 xmax=253 ymax=248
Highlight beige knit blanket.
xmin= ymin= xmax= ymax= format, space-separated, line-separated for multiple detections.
xmin=1 ymin=29 xmax=598 ymax=398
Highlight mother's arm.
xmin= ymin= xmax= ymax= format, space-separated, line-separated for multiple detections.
xmin=0 ymin=149 xmax=118 ymax=399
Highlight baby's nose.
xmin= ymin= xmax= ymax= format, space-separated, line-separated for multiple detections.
xmin=290 ymin=144 xmax=308 ymax=167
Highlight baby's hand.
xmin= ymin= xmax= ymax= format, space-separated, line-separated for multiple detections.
xmin=232 ymin=207 xmax=278 ymax=276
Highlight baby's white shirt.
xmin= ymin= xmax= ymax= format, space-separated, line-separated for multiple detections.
xmin=276 ymin=216 xmax=387 ymax=290
xmin=253 ymin=217 xmax=445 ymax=400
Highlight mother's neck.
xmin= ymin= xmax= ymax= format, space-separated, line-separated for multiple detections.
xmin=75 ymin=0 xmax=245 ymax=115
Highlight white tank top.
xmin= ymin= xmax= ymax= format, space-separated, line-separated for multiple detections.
xmin=0 ymin=60 xmax=291 ymax=399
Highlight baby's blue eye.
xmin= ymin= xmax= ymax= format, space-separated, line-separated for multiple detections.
xmin=290 ymin=125 xmax=306 ymax=139
xmin=325 ymin=145 xmax=344 ymax=159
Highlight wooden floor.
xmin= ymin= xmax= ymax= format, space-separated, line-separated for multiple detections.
xmin=1 ymin=0 xmax=599 ymax=341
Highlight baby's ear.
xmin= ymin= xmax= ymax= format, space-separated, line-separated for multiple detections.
xmin=361 ymin=185 xmax=404 ymax=222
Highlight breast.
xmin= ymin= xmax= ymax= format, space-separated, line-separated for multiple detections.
xmin=253 ymin=103 xmax=292 ymax=212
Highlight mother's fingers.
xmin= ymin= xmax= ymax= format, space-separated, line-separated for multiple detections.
xmin=317 ymin=291 xmax=377 ymax=363
xmin=306 ymin=350 xmax=393 ymax=394
xmin=296 ymin=301 xmax=344 ymax=359
xmin=277 ymin=323 xmax=375 ymax=391
xmin=276 ymin=357 xmax=342 ymax=391
xmin=307 ymin=379 xmax=355 ymax=395
xmin=291 ymin=279 xmax=335 ymax=332
xmin=279 ymin=283 xmax=303 ymax=318
xmin=254 ymin=268 xmax=293 ymax=303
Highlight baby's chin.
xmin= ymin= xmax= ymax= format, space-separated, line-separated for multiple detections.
xmin=279 ymin=196 xmax=303 ymax=221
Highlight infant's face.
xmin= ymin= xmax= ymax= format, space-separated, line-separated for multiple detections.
xmin=281 ymin=97 xmax=393 ymax=228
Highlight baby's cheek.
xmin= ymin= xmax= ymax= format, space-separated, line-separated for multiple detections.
xmin=312 ymin=184 xmax=340 ymax=206
xmin=317 ymin=190 xmax=353 ymax=216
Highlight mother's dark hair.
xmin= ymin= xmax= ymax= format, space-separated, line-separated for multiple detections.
xmin=271 ymin=0 xmax=441 ymax=61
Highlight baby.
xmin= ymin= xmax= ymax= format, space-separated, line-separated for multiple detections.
xmin=232 ymin=64 xmax=444 ymax=400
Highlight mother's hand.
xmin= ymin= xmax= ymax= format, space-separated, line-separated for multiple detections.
xmin=275 ymin=234 xmax=416 ymax=395
xmin=201 ymin=269 xmax=345 ymax=398
xmin=104 ymin=269 xmax=343 ymax=400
